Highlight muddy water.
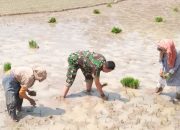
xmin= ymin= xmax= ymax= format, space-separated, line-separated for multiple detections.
xmin=0 ymin=0 xmax=179 ymax=87
xmin=0 ymin=0 xmax=179 ymax=102
xmin=0 ymin=0 xmax=180 ymax=129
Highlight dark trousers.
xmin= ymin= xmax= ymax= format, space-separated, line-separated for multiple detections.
xmin=2 ymin=74 xmax=23 ymax=120
xmin=5 ymin=91 xmax=23 ymax=119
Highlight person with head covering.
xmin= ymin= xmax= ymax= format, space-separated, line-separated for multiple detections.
xmin=2 ymin=66 xmax=47 ymax=121
xmin=62 ymin=50 xmax=115 ymax=100
xmin=155 ymin=39 xmax=180 ymax=101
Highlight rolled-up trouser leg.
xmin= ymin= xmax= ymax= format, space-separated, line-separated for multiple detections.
xmin=176 ymin=86 xmax=180 ymax=100
xmin=5 ymin=91 xmax=17 ymax=120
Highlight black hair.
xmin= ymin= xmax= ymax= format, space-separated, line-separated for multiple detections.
xmin=105 ymin=61 xmax=115 ymax=70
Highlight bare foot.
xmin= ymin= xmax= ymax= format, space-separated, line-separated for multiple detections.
xmin=84 ymin=90 xmax=91 ymax=95
xmin=86 ymin=89 xmax=91 ymax=93
xmin=101 ymin=94 xmax=108 ymax=101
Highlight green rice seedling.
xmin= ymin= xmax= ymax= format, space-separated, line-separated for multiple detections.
xmin=48 ymin=17 xmax=56 ymax=23
xmin=107 ymin=3 xmax=112 ymax=7
xmin=3 ymin=62 xmax=11 ymax=72
xmin=155 ymin=17 xmax=163 ymax=22
xmin=120 ymin=77 xmax=140 ymax=89
xmin=111 ymin=27 xmax=122 ymax=34
xmin=173 ymin=7 xmax=179 ymax=12
xmin=93 ymin=9 xmax=100 ymax=14
xmin=29 ymin=40 xmax=39 ymax=49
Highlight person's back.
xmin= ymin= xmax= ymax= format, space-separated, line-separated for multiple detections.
xmin=74 ymin=51 xmax=106 ymax=75
xmin=11 ymin=67 xmax=35 ymax=89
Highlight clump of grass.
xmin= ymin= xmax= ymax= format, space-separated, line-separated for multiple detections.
xmin=120 ymin=77 xmax=140 ymax=89
xmin=29 ymin=40 xmax=39 ymax=49
xmin=111 ymin=27 xmax=122 ymax=34
xmin=155 ymin=17 xmax=163 ymax=22
xmin=173 ymin=7 xmax=179 ymax=12
xmin=107 ymin=3 xmax=112 ymax=7
xmin=48 ymin=17 xmax=56 ymax=23
xmin=93 ymin=9 xmax=100 ymax=14
xmin=3 ymin=62 xmax=11 ymax=72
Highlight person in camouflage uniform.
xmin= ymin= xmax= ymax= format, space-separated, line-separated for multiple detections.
xmin=63 ymin=51 xmax=115 ymax=100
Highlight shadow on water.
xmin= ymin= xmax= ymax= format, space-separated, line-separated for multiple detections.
xmin=66 ymin=88 xmax=129 ymax=103
xmin=18 ymin=104 xmax=65 ymax=120
xmin=161 ymin=92 xmax=176 ymax=99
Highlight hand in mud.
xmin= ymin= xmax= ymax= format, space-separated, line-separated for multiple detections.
xmin=29 ymin=98 xmax=36 ymax=106
xmin=56 ymin=96 xmax=65 ymax=101
xmin=101 ymin=94 xmax=108 ymax=101
xmin=28 ymin=90 xmax=36 ymax=96
xmin=60 ymin=96 xmax=65 ymax=100
xmin=102 ymin=83 xmax=108 ymax=88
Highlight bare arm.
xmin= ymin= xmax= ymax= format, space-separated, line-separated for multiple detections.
xmin=94 ymin=77 xmax=104 ymax=95
xmin=19 ymin=86 xmax=36 ymax=106
xmin=19 ymin=87 xmax=30 ymax=99
xmin=63 ymin=86 xmax=70 ymax=98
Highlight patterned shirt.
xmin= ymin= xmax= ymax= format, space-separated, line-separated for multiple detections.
xmin=69 ymin=51 xmax=106 ymax=77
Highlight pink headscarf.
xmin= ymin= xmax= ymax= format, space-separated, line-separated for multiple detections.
xmin=157 ymin=39 xmax=177 ymax=68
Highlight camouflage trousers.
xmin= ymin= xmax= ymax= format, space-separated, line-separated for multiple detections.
xmin=66 ymin=53 xmax=93 ymax=87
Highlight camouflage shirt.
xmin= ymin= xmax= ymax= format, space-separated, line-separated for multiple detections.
xmin=68 ymin=51 xmax=106 ymax=77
